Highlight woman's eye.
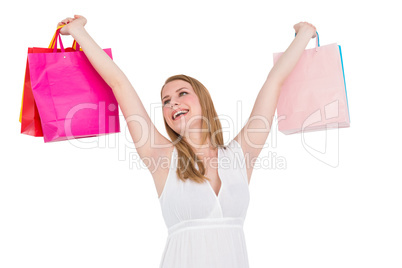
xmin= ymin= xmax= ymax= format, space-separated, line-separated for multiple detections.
xmin=163 ymin=92 xmax=187 ymax=106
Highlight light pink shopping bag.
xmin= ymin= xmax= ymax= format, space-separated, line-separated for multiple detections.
xmin=273 ymin=32 xmax=350 ymax=135
xmin=27 ymin=28 xmax=120 ymax=142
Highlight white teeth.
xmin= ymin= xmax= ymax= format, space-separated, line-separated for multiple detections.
xmin=173 ymin=110 xmax=188 ymax=119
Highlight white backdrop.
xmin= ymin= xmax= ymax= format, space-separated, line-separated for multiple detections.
xmin=1 ymin=0 xmax=401 ymax=267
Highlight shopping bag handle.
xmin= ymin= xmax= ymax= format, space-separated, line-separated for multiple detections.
xmin=48 ymin=25 xmax=82 ymax=52
xmin=53 ymin=28 xmax=65 ymax=53
xmin=295 ymin=31 xmax=319 ymax=51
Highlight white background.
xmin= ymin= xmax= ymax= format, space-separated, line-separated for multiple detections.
xmin=1 ymin=0 xmax=401 ymax=267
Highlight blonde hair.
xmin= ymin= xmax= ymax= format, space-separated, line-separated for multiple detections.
xmin=161 ymin=74 xmax=224 ymax=183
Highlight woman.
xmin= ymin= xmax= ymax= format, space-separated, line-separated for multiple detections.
xmin=58 ymin=15 xmax=316 ymax=267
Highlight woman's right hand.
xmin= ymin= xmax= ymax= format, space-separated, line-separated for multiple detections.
xmin=57 ymin=15 xmax=87 ymax=35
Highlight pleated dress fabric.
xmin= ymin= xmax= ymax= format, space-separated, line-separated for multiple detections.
xmin=158 ymin=140 xmax=250 ymax=268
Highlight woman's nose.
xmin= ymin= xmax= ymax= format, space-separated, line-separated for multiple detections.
xmin=169 ymin=98 xmax=180 ymax=108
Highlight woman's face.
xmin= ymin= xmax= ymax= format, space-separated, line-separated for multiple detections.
xmin=161 ymin=80 xmax=203 ymax=136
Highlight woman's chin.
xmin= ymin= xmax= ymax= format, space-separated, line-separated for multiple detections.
xmin=169 ymin=115 xmax=204 ymax=137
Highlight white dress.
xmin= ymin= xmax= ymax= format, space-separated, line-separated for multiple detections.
xmin=158 ymin=140 xmax=250 ymax=268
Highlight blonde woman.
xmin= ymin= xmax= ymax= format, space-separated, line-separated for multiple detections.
xmin=57 ymin=15 xmax=316 ymax=268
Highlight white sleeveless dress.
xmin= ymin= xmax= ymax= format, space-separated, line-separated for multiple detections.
xmin=158 ymin=140 xmax=250 ymax=268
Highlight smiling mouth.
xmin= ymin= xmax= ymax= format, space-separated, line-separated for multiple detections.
xmin=172 ymin=109 xmax=189 ymax=120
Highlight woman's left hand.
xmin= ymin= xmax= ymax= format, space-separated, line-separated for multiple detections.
xmin=293 ymin=21 xmax=317 ymax=38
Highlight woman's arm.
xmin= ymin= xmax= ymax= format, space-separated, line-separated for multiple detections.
xmin=233 ymin=22 xmax=317 ymax=181
xmin=58 ymin=16 xmax=173 ymax=172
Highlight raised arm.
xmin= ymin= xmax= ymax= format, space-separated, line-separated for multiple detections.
xmin=233 ymin=22 xmax=317 ymax=181
xmin=58 ymin=16 xmax=173 ymax=171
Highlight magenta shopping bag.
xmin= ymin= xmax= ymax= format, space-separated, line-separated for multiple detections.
xmin=27 ymin=28 xmax=120 ymax=142
xmin=273 ymin=32 xmax=350 ymax=134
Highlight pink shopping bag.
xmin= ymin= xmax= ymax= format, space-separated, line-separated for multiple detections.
xmin=27 ymin=27 xmax=120 ymax=142
xmin=273 ymin=32 xmax=350 ymax=135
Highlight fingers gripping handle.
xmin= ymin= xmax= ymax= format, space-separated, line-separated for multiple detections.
xmin=48 ymin=25 xmax=81 ymax=52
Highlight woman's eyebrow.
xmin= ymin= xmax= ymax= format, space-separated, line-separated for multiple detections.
xmin=162 ymin=87 xmax=187 ymax=101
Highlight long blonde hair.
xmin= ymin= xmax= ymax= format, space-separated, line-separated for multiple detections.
xmin=161 ymin=74 xmax=224 ymax=183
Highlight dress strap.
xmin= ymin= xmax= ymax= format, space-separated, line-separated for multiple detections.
xmin=158 ymin=146 xmax=178 ymax=201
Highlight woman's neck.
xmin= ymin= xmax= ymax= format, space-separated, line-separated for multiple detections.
xmin=183 ymin=132 xmax=216 ymax=153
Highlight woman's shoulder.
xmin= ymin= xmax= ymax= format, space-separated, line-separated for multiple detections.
xmin=221 ymin=139 xmax=242 ymax=151
xmin=220 ymin=139 xmax=248 ymax=163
